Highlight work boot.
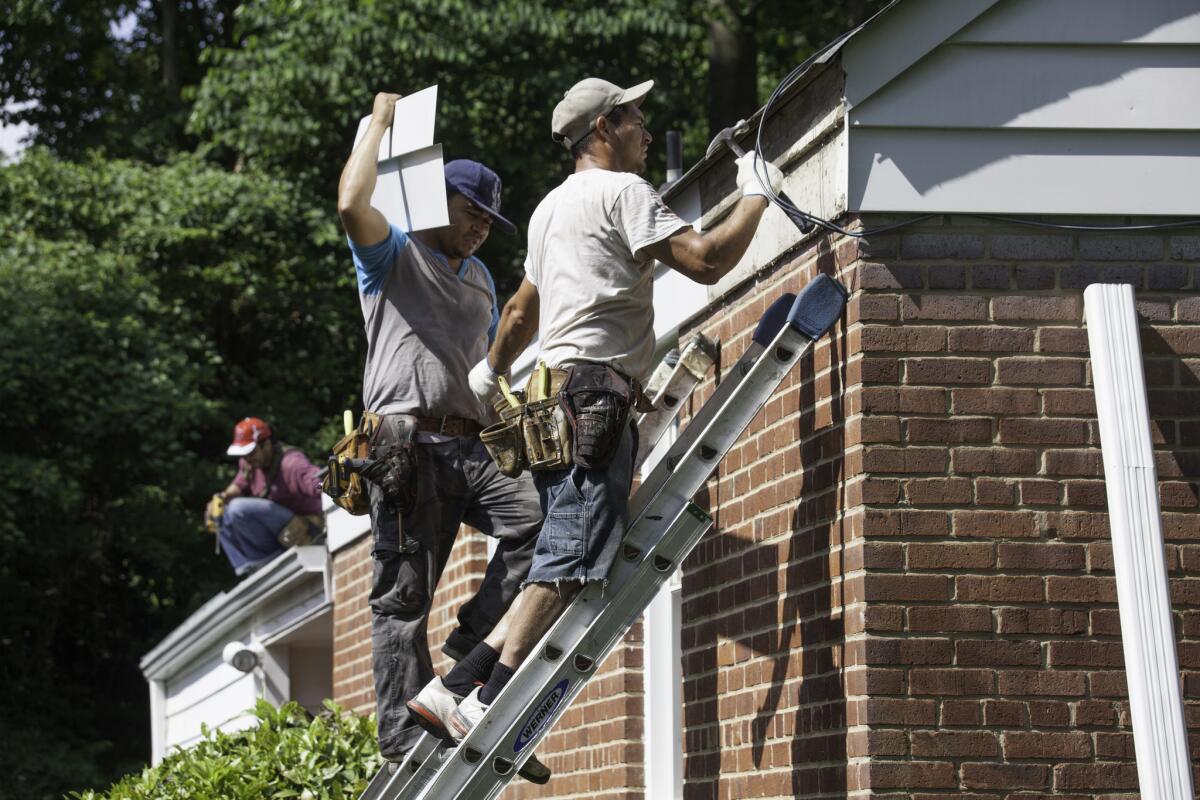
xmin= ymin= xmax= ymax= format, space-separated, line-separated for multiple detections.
xmin=450 ymin=688 xmax=552 ymax=784
xmin=406 ymin=676 xmax=463 ymax=742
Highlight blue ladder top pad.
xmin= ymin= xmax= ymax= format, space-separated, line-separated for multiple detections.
xmin=752 ymin=293 xmax=798 ymax=347
xmin=789 ymin=274 xmax=848 ymax=340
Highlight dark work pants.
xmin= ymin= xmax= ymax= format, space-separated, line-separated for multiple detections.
xmin=369 ymin=433 xmax=540 ymax=760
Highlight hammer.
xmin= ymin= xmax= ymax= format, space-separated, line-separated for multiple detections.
xmin=707 ymin=120 xmax=814 ymax=233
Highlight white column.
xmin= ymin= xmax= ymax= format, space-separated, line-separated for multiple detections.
xmin=1085 ymin=283 xmax=1193 ymax=800
xmin=148 ymin=679 xmax=167 ymax=765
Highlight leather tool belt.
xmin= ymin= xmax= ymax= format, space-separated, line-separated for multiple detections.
xmin=412 ymin=414 xmax=484 ymax=437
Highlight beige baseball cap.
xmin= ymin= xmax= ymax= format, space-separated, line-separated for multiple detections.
xmin=551 ymin=77 xmax=654 ymax=149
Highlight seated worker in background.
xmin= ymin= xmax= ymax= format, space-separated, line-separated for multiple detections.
xmin=206 ymin=416 xmax=324 ymax=576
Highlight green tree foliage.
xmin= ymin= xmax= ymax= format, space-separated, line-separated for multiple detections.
xmin=70 ymin=700 xmax=380 ymax=800
xmin=0 ymin=150 xmax=361 ymax=799
xmin=0 ymin=2 xmax=891 ymax=797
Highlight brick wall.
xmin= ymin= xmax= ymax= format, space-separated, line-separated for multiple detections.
xmin=669 ymin=217 xmax=1199 ymax=799
xmin=678 ymin=232 xmax=861 ymax=799
xmin=334 ymin=219 xmax=1199 ymax=798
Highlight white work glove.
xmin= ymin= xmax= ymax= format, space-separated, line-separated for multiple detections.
xmin=468 ymin=357 xmax=501 ymax=404
xmin=735 ymin=151 xmax=783 ymax=198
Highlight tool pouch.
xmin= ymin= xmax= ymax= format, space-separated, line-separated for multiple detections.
xmin=321 ymin=414 xmax=377 ymax=516
xmin=481 ymin=393 xmax=528 ymax=478
xmin=559 ymin=364 xmax=635 ymax=469
xmin=523 ymin=398 xmax=573 ymax=471
xmin=363 ymin=416 xmax=420 ymax=519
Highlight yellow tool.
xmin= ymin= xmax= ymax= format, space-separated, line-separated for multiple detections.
xmin=205 ymin=494 xmax=225 ymax=533
xmin=343 ymin=409 xmax=355 ymax=436
xmin=497 ymin=376 xmax=522 ymax=409
xmin=535 ymin=361 xmax=550 ymax=401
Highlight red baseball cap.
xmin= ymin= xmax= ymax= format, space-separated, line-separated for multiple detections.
xmin=227 ymin=417 xmax=272 ymax=456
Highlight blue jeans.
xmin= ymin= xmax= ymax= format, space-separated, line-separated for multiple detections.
xmin=218 ymin=497 xmax=292 ymax=575
xmin=527 ymin=423 xmax=636 ymax=586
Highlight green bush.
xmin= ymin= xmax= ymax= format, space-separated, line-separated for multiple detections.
xmin=70 ymin=700 xmax=381 ymax=800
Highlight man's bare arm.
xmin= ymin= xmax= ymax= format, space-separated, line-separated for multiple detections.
xmin=489 ymin=278 xmax=540 ymax=373
xmin=642 ymin=195 xmax=769 ymax=285
xmin=336 ymin=92 xmax=399 ymax=246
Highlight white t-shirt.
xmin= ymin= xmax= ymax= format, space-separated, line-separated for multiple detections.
xmin=524 ymin=169 xmax=690 ymax=381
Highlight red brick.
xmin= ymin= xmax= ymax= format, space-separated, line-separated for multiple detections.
xmin=992 ymin=295 xmax=1080 ymax=321
xmin=1047 ymin=576 xmax=1117 ymax=603
xmin=906 ymin=357 xmax=992 ymax=385
xmin=1073 ymin=700 xmax=1116 ymax=726
xmin=1039 ymin=327 xmax=1091 ymax=353
xmin=864 ymin=508 xmax=952 ymax=537
xmin=953 ymin=510 xmax=1038 ymax=538
xmin=1029 ymin=700 xmax=1071 ymax=726
xmin=948 ymin=326 xmax=1035 ymax=353
xmin=953 ymin=447 xmax=1038 ymax=475
xmin=997 ymin=542 xmax=1086 ymax=571
xmin=984 ymin=699 xmax=1027 ymax=726
xmin=1043 ymin=389 xmax=1096 ymax=416
xmin=865 ymin=761 xmax=957 ymax=789
xmin=1047 ymin=641 xmax=1124 ymax=668
xmin=962 ymin=763 xmax=1050 ymax=790
xmin=956 ymin=639 xmax=1041 ymax=666
xmin=951 ymin=387 xmax=1039 ymax=415
xmin=860 ymin=386 xmax=947 ymax=414
xmin=1044 ymin=449 xmax=1104 ymax=476
xmin=864 ymin=574 xmax=951 ymax=602
xmin=911 ymin=731 xmax=999 ymax=758
xmin=1065 ymin=480 xmax=1108 ymax=507
xmin=1041 ymin=511 xmax=1109 ymax=539
xmin=999 ymin=417 xmax=1090 ymax=446
xmin=901 ymin=295 xmax=988 ymax=321
xmin=942 ymin=699 xmax=984 ymax=726
xmin=904 ymin=477 xmax=973 ymax=504
xmin=975 ymin=477 xmax=1016 ymax=505
xmin=1094 ymin=732 xmax=1136 ymax=759
xmin=956 ymin=575 xmax=1044 ymax=603
xmin=859 ymin=325 xmax=947 ymax=352
xmin=849 ymin=293 xmax=900 ymax=323
xmin=907 ymin=417 xmax=993 ymax=444
xmin=1053 ymin=763 xmax=1139 ymax=791
xmin=1003 ymin=731 xmax=1092 ymax=760
xmin=909 ymin=669 xmax=995 ymax=696
xmin=907 ymin=606 xmax=994 ymax=633
xmin=908 ymin=542 xmax=995 ymax=570
xmin=858 ymin=698 xmax=937 ymax=725
xmin=997 ymin=357 xmax=1085 ymax=386
xmin=1020 ymin=479 xmax=1060 ymax=505
xmin=997 ymin=670 xmax=1087 ymax=697
xmin=1089 ymin=670 xmax=1129 ymax=697
xmin=864 ymin=446 xmax=948 ymax=474
xmin=997 ymin=608 xmax=1087 ymax=635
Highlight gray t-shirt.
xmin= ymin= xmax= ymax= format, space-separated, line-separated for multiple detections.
xmin=348 ymin=225 xmax=498 ymax=425
xmin=524 ymin=170 xmax=689 ymax=381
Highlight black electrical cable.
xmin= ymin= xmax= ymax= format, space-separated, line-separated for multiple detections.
xmin=750 ymin=32 xmax=1200 ymax=238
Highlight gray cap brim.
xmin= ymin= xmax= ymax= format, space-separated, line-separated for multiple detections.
xmin=618 ymin=79 xmax=654 ymax=107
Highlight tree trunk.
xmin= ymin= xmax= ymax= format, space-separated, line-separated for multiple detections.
xmin=159 ymin=0 xmax=181 ymax=99
xmin=706 ymin=2 xmax=758 ymax=139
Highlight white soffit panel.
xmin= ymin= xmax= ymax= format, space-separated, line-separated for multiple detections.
xmin=1084 ymin=283 xmax=1193 ymax=800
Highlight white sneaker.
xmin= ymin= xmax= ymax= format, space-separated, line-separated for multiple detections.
xmin=450 ymin=688 xmax=551 ymax=784
xmin=448 ymin=686 xmax=488 ymax=738
xmin=406 ymin=676 xmax=463 ymax=742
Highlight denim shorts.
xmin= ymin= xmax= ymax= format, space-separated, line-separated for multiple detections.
xmin=527 ymin=423 xmax=637 ymax=586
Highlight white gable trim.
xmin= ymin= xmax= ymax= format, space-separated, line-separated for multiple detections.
xmin=842 ymin=0 xmax=1001 ymax=108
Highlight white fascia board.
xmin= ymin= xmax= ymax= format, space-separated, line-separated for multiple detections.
xmin=1084 ymin=283 xmax=1194 ymax=800
xmin=140 ymin=545 xmax=328 ymax=681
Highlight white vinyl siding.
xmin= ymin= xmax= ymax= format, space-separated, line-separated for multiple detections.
xmin=843 ymin=0 xmax=1200 ymax=215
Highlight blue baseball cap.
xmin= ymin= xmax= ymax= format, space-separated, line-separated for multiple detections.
xmin=444 ymin=159 xmax=516 ymax=235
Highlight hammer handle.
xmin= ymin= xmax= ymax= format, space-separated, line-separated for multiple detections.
xmin=727 ymin=139 xmax=814 ymax=233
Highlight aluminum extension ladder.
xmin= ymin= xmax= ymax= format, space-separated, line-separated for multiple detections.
xmin=361 ymin=274 xmax=847 ymax=800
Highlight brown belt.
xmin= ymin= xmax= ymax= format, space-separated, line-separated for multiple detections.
xmin=413 ymin=415 xmax=483 ymax=437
